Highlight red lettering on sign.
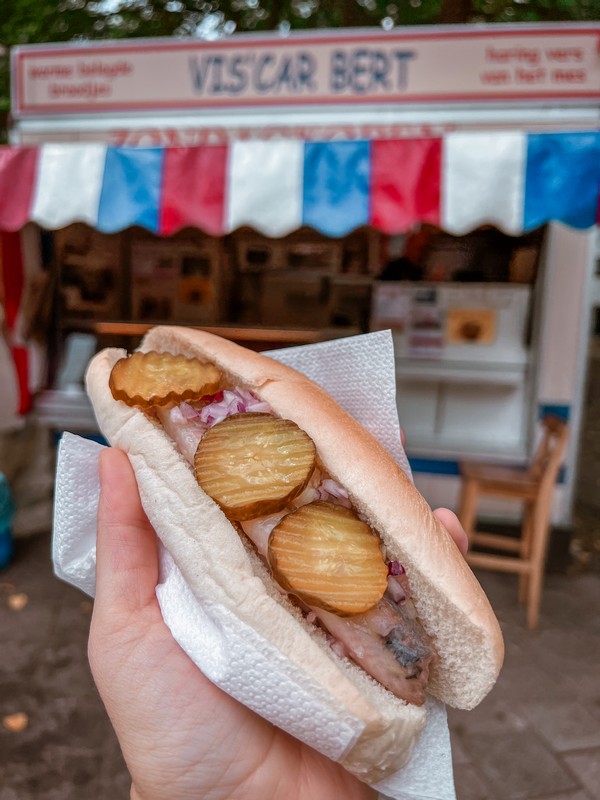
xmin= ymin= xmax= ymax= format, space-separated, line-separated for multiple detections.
xmin=515 ymin=67 xmax=546 ymax=83
xmin=485 ymin=47 xmax=540 ymax=65
xmin=545 ymin=48 xmax=584 ymax=62
xmin=480 ymin=70 xmax=511 ymax=84
xmin=29 ymin=64 xmax=73 ymax=79
xmin=551 ymin=68 xmax=586 ymax=82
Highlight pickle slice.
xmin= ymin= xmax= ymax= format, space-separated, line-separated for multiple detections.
xmin=194 ymin=412 xmax=316 ymax=521
xmin=268 ymin=501 xmax=388 ymax=616
xmin=109 ymin=351 xmax=222 ymax=409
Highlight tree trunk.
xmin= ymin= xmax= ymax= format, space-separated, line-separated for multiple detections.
xmin=437 ymin=0 xmax=473 ymax=24
xmin=271 ymin=0 xmax=283 ymax=27
xmin=341 ymin=1 xmax=371 ymax=28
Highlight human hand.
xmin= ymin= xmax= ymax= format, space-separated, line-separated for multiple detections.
xmin=88 ymin=447 xmax=378 ymax=800
xmin=88 ymin=448 xmax=468 ymax=800
xmin=398 ymin=427 xmax=468 ymax=557
xmin=433 ymin=506 xmax=469 ymax=557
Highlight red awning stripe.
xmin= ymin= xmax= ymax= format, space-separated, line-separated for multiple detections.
xmin=0 ymin=231 xmax=31 ymax=416
xmin=370 ymin=138 xmax=441 ymax=232
xmin=10 ymin=346 xmax=31 ymax=416
xmin=0 ymin=148 xmax=39 ymax=232
xmin=1 ymin=229 xmax=25 ymax=330
xmin=160 ymin=145 xmax=228 ymax=236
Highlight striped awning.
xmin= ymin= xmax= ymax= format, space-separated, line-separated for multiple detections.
xmin=0 ymin=131 xmax=598 ymax=237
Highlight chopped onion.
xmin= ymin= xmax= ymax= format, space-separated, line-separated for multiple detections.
xmin=241 ymin=512 xmax=286 ymax=557
xmin=386 ymin=576 xmax=406 ymax=604
xmin=317 ymin=478 xmax=353 ymax=508
xmin=387 ymin=561 xmax=406 ymax=577
xmin=234 ymin=388 xmax=273 ymax=414
xmin=179 ymin=388 xmax=275 ymax=428
xmin=179 ymin=402 xmax=201 ymax=420
xmin=320 ymin=479 xmax=348 ymax=498
xmin=291 ymin=483 xmax=320 ymax=508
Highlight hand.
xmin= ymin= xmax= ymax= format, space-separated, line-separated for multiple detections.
xmin=433 ymin=506 xmax=469 ymax=557
xmin=88 ymin=448 xmax=469 ymax=800
xmin=89 ymin=448 xmax=378 ymax=800
xmin=398 ymin=427 xmax=468 ymax=557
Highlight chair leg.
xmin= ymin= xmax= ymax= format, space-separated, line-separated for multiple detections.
xmin=458 ymin=478 xmax=479 ymax=545
xmin=527 ymin=562 xmax=544 ymax=629
xmin=519 ymin=503 xmax=534 ymax=605
xmin=519 ymin=573 xmax=529 ymax=606
xmin=526 ymin=508 xmax=551 ymax=629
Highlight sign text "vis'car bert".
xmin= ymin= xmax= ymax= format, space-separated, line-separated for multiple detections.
xmin=188 ymin=48 xmax=417 ymax=96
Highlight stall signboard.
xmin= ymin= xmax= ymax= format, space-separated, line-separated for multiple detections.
xmin=12 ymin=24 xmax=600 ymax=118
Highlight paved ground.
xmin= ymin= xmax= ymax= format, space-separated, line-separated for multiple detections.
xmin=569 ymin=337 xmax=600 ymax=575
xmin=449 ymin=569 xmax=600 ymax=800
xmin=0 ymin=533 xmax=130 ymax=800
xmin=0 ymin=530 xmax=598 ymax=800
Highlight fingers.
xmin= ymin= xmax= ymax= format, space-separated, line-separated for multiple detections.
xmin=399 ymin=428 xmax=467 ymax=556
xmin=95 ymin=448 xmax=159 ymax=615
xmin=433 ymin=507 xmax=469 ymax=557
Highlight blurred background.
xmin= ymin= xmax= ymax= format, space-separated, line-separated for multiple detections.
xmin=0 ymin=2 xmax=599 ymax=797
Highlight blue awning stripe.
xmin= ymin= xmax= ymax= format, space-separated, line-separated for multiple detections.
xmin=302 ymin=140 xmax=371 ymax=237
xmin=524 ymin=132 xmax=600 ymax=231
xmin=97 ymin=147 xmax=165 ymax=233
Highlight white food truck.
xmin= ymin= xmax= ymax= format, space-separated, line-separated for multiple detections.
xmin=1 ymin=22 xmax=598 ymax=529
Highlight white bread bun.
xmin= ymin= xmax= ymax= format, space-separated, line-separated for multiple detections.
xmin=85 ymin=325 xmax=503 ymax=783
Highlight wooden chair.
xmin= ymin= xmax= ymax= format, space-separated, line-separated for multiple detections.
xmin=457 ymin=415 xmax=569 ymax=629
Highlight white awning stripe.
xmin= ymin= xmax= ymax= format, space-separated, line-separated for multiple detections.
xmin=31 ymin=143 xmax=107 ymax=230
xmin=442 ymin=132 xmax=527 ymax=236
xmin=227 ymin=140 xmax=304 ymax=237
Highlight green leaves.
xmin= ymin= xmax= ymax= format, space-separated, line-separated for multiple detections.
xmin=471 ymin=0 xmax=599 ymax=21
xmin=1 ymin=0 xmax=595 ymax=51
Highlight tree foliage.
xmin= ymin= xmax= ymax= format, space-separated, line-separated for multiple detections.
xmin=1 ymin=0 xmax=597 ymax=46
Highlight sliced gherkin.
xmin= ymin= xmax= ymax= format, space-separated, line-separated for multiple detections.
xmin=268 ymin=501 xmax=388 ymax=616
xmin=194 ymin=412 xmax=316 ymax=521
xmin=109 ymin=350 xmax=222 ymax=409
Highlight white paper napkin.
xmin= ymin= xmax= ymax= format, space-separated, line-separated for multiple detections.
xmin=52 ymin=330 xmax=456 ymax=800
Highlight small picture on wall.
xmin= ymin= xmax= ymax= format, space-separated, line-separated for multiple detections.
xmin=446 ymin=308 xmax=497 ymax=345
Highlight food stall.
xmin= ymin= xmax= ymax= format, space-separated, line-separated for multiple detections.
xmin=1 ymin=22 xmax=598 ymax=528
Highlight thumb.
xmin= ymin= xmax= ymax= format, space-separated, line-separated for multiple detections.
xmin=432 ymin=507 xmax=469 ymax=557
xmin=95 ymin=447 xmax=159 ymax=615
